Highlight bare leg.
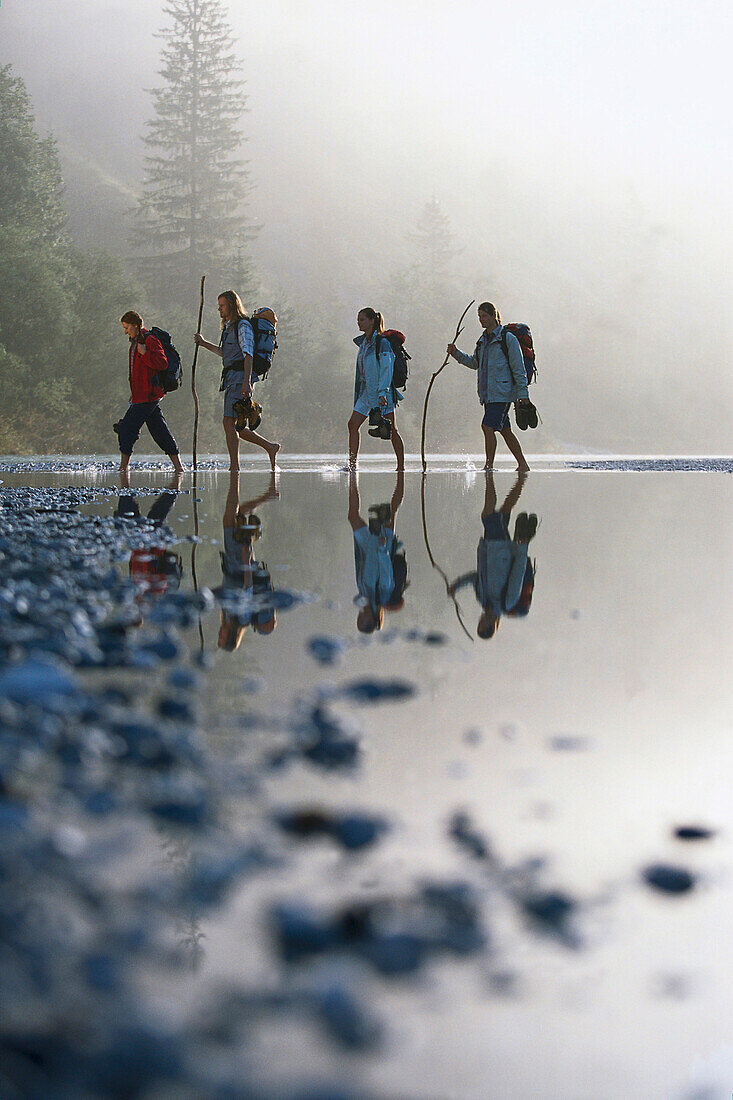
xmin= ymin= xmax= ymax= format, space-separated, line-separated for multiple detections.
xmin=482 ymin=425 xmax=498 ymax=470
xmin=388 ymin=413 xmax=405 ymax=472
xmin=169 ymin=453 xmax=184 ymax=473
xmin=348 ymin=411 xmax=366 ymax=469
xmin=482 ymin=472 xmax=498 ymax=518
xmin=238 ymin=426 xmax=280 ymax=470
xmin=500 ymin=422 xmax=530 ymax=473
xmin=223 ymin=417 xmax=240 ymax=471
xmin=119 ymin=453 xmax=130 ymax=473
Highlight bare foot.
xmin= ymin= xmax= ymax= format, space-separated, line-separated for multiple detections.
xmin=268 ymin=443 xmax=281 ymax=471
xmin=229 ymin=465 xmax=240 ymax=473
xmin=483 ymin=465 xmax=497 ymax=472
xmin=517 ymin=464 xmax=530 ymax=473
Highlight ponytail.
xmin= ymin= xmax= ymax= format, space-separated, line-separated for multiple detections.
xmin=359 ymin=306 xmax=386 ymax=336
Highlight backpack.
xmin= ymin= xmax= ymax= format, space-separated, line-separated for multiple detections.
xmin=501 ymin=323 xmax=536 ymax=384
xmin=148 ymin=327 xmax=182 ymax=392
xmin=250 ymin=308 xmax=278 ymax=380
xmin=378 ymin=329 xmax=411 ymax=390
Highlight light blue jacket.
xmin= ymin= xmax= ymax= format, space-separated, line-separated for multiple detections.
xmin=454 ymin=538 xmax=528 ymax=616
xmin=353 ymin=332 xmax=396 ymax=408
xmin=455 ymin=326 xmax=529 ymax=404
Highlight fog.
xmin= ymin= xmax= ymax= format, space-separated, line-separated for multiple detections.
xmin=1 ymin=0 xmax=731 ymax=452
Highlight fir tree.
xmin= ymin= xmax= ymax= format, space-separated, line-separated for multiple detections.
xmin=133 ymin=0 xmax=255 ymax=299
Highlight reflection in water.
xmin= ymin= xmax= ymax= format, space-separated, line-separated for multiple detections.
xmin=215 ymin=471 xmax=280 ymax=651
xmin=117 ymin=470 xmax=183 ymax=602
xmin=348 ymin=471 xmax=408 ymax=633
xmin=449 ymin=473 xmax=537 ymax=640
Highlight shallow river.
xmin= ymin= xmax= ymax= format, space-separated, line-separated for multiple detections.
xmin=1 ymin=454 xmax=731 ymax=1100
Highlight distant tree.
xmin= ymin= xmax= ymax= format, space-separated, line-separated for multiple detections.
xmin=407 ymin=197 xmax=459 ymax=296
xmin=132 ymin=0 xmax=256 ymax=301
xmin=0 ymin=64 xmax=140 ymax=455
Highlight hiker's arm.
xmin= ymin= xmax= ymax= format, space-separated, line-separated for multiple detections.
xmin=449 ymin=344 xmax=478 ymax=370
xmin=241 ymin=354 xmax=254 ymax=398
xmin=141 ymin=334 xmax=167 ymax=375
xmin=506 ymin=333 xmax=529 ymax=401
xmin=193 ymin=334 xmax=223 ymax=357
xmin=448 ymin=570 xmax=478 ymax=596
xmin=377 ymin=341 xmax=395 ymax=404
xmin=238 ymin=321 xmax=255 ymax=397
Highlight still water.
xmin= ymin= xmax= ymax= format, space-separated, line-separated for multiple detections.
xmin=2 ymin=456 xmax=732 ymax=1099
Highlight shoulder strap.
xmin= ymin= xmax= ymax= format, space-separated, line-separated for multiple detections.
xmin=500 ymin=326 xmax=510 ymax=363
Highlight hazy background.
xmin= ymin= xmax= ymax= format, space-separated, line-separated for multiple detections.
xmin=1 ymin=0 xmax=731 ymax=454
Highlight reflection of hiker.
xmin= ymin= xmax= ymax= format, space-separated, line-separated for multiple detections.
xmin=116 ymin=470 xmax=183 ymax=599
xmin=448 ymin=473 xmax=537 ymax=640
xmin=348 ymin=470 xmax=408 ymax=633
xmin=193 ymin=291 xmax=280 ymax=472
xmin=217 ymin=471 xmax=280 ymax=651
xmin=348 ymin=308 xmax=405 ymax=471
xmin=117 ymin=311 xmax=184 ymax=474
xmin=447 ymin=302 xmax=531 ymax=472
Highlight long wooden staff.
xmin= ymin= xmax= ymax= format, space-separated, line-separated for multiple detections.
xmin=420 ymin=299 xmax=475 ymax=473
xmin=420 ymin=472 xmax=473 ymax=642
xmin=191 ymin=274 xmax=206 ymax=471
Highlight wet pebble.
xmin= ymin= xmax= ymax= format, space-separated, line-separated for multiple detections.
xmin=642 ymin=863 xmax=697 ymax=895
xmin=341 ymin=678 xmax=415 ymax=704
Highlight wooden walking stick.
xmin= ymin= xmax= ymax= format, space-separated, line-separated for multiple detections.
xmin=191 ymin=274 xmax=206 ymax=471
xmin=420 ymin=299 xmax=475 ymax=473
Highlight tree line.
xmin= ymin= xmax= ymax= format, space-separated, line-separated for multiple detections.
xmin=0 ymin=0 xmax=471 ymax=457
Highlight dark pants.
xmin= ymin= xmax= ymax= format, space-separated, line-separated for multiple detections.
xmin=117 ymin=401 xmax=178 ymax=456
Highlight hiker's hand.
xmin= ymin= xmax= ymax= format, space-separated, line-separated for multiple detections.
xmin=193 ymin=333 xmax=204 ymax=346
xmin=242 ymin=381 xmax=252 ymax=399
xmin=447 ymin=581 xmax=456 ymax=596
xmin=378 ymin=394 xmax=387 ymax=407
xmin=516 ymin=398 xmax=530 ymax=405
xmin=446 ymin=343 xmax=457 ymax=358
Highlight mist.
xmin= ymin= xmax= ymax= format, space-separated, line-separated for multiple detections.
xmin=1 ymin=0 xmax=730 ymax=454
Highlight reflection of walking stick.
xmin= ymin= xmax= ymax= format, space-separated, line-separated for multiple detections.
xmin=421 ymin=473 xmax=473 ymax=642
xmin=190 ymin=471 xmax=205 ymax=652
xmin=420 ymin=300 xmax=475 ymax=473
xmin=191 ymin=274 xmax=206 ymax=471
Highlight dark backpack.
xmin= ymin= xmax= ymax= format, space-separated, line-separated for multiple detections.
xmin=501 ymin=323 xmax=536 ymax=384
xmin=378 ymin=330 xmax=411 ymax=390
xmin=148 ymin=327 xmax=182 ymax=392
xmin=250 ymin=309 xmax=278 ymax=380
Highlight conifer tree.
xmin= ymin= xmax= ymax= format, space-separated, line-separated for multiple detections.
xmin=133 ymin=0 xmax=255 ymax=299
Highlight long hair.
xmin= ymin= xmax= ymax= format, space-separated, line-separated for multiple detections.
xmin=120 ymin=309 xmax=144 ymax=329
xmin=359 ymin=307 xmax=385 ymax=337
xmin=218 ymin=290 xmax=248 ymax=330
xmin=477 ymin=302 xmax=501 ymax=325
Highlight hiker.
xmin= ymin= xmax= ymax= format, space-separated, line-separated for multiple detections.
xmin=447 ymin=302 xmax=531 ymax=472
xmin=117 ymin=311 xmax=183 ymax=473
xmin=114 ymin=470 xmax=183 ymax=622
xmin=448 ymin=472 xmax=536 ymax=640
xmin=194 ymin=291 xmax=280 ymax=472
xmin=348 ymin=470 xmax=407 ymax=633
xmin=348 ymin=308 xmax=405 ymax=471
xmin=215 ymin=471 xmax=280 ymax=651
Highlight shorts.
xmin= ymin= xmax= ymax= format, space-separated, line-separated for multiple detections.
xmin=482 ymin=512 xmax=510 ymax=541
xmin=223 ymin=374 xmax=257 ymax=418
xmin=482 ymin=402 xmax=511 ymax=431
xmin=354 ymin=391 xmax=396 ymax=418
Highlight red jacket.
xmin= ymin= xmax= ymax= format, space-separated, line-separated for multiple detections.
xmin=129 ymin=330 xmax=166 ymax=403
